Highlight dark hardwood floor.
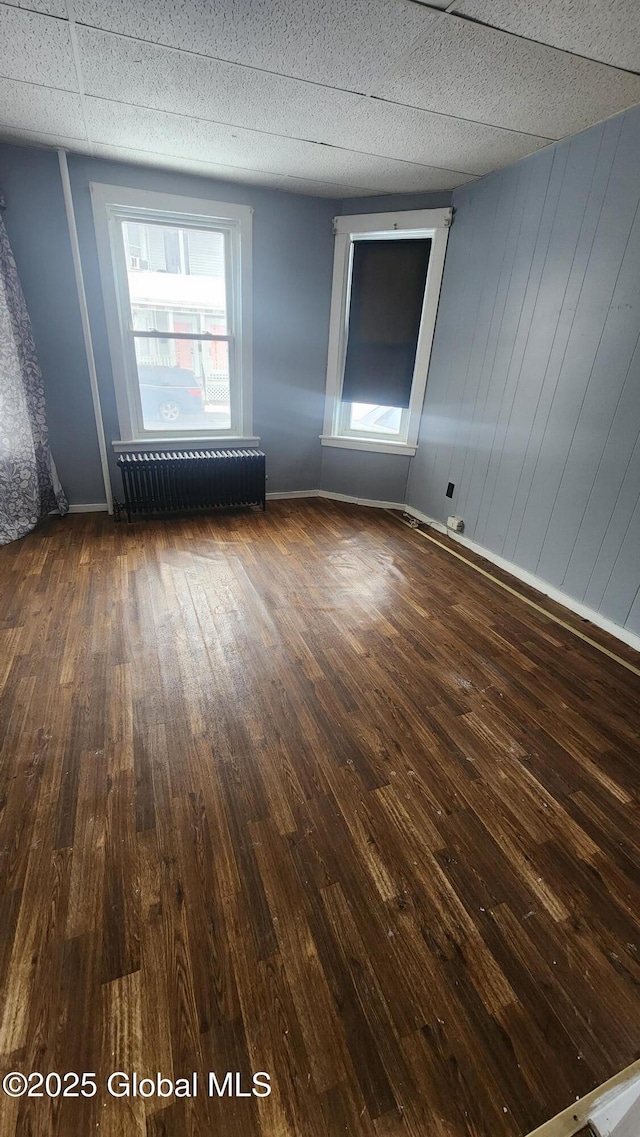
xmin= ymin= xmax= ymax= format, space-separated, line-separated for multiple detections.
xmin=0 ymin=498 xmax=639 ymax=1137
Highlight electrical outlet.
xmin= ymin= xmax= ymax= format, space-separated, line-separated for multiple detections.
xmin=446 ymin=482 xmax=455 ymax=499
xmin=447 ymin=516 xmax=464 ymax=533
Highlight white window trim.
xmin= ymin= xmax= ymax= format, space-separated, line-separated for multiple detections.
xmin=111 ymin=436 xmax=261 ymax=454
xmin=90 ymin=182 xmax=254 ymax=447
xmin=321 ymin=207 xmax=451 ymax=456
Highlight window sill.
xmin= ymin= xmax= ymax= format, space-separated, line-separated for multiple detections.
xmin=112 ymin=436 xmax=261 ymax=453
xmin=320 ymin=436 xmax=416 ymax=457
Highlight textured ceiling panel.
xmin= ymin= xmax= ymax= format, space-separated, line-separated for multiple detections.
xmin=88 ymin=141 xmax=371 ymax=195
xmin=85 ymin=98 xmax=473 ymax=192
xmin=0 ymin=125 xmax=90 ymax=149
xmin=73 ymin=0 xmax=430 ymax=90
xmin=274 ymin=176 xmax=371 ymax=197
xmin=1 ymin=0 xmax=639 ymax=197
xmin=76 ymin=26 xmax=551 ymax=176
xmin=77 ymin=27 xmax=367 ymax=143
xmin=0 ymin=5 xmax=78 ymax=88
xmin=345 ymin=98 xmax=551 ymax=173
xmin=457 ymin=0 xmax=640 ymax=73
xmin=375 ymin=12 xmax=640 ymax=138
xmin=1 ymin=0 xmax=67 ymax=14
xmin=0 ymin=78 xmax=86 ymax=136
xmin=89 ymin=142 xmax=300 ymax=184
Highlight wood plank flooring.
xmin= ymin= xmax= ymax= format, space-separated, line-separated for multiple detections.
xmin=0 ymin=498 xmax=639 ymax=1137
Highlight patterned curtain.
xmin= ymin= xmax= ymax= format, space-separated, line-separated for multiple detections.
xmin=0 ymin=190 xmax=67 ymax=545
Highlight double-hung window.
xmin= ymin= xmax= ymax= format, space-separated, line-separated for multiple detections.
xmin=91 ymin=184 xmax=253 ymax=448
xmin=322 ymin=208 xmax=451 ymax=456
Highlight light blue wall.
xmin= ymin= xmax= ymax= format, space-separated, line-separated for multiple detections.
xmin=0 ymin=145 xmax=106 ymax=504
xmin=407 ymin=104 xmax=640 ymax=636
xmin=320 ymin=447 xmax=411 ymax=503
xmin=0 ymin=145 xmax=448 ymax=507
xmin=339 ymin=190 xmax=453 ymax=215
xmin=0 ymin=143 xmax=337 ymax=504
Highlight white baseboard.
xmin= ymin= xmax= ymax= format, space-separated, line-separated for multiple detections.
xmin=590 ymin=1074 xmax=640 ymax=1136
xmin=403 ymin=504 xmax=640 ymax=655
xmin=67 ymin=503 xmax=110 ymax=513
xmin=266 ymin=490 xmax=319 ymax=500
xmin=318 ymin=490 xmax=406 ymax=510
xmin=525 ymin=1061 xmax=640 ymax=1137
xmin=266 ymin=489 xmax=406 ymax=510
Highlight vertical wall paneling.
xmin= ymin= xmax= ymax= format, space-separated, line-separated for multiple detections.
xmin=406 ymin=104 xmax=640 ymax=636
xmin=501 ymin=120 xmax=621 ymax=567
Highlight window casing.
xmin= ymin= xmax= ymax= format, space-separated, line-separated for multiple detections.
xmin=322 ymin=209 xmax=451 ymax=456
xmin=91 ymin=184 xmax=254 ymax=448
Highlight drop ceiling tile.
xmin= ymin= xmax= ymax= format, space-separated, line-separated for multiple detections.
xmin=1 ymin=0 xmax=67 ymax=13
xmin=84 ymin=98 xmax=472 ymax=192
xmin=346 ymin=98 xmax=551 ymax=174
xmin=307 ymin=148 xmax=473 ymax=193
xmin=0 ymin=78 xmax=85 ymax=136
xmin=73 ymin=0 xmax=430 ymax=90
xmin=85 ymin=100 xmax=364 ymax=186
xmin=76 ymin=26 xmax=552 ymax=177
xmin=77 ymin=26 xmax=366 ymax=141
xmin=374 ymin=13 xmax=640 ymax=139
xmin=83 ymin=99 xmax=313 ymax=176
xmin=332 ymin=186 xmax=377 ymax=198
xmin=88 ymin=142 xmax=361 ymax=196
xmin=0 ymin=4 xmax=77 ymax=88
xmin=457 ymin=0 xmax=640 ymax=73
xmin=89 ymin=142 xmax=286 ymax=186
xmin=273 ymin=176 xmax=370 ymax=197
xmin=0 ymin=125 xmax=89 ymax=149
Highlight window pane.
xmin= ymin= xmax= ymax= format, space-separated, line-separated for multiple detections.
xmin=122 ymin=221 xmax=231 ymax=431
xmin=203 ymin=340 xmax=231 ymax=429
xmin=122 ymin=222 xmax=227 ymax=334
xmin=134 ymin=339 xmax=231 ymax=431
xmin=348 ymin=402 xmax=402 ymax=435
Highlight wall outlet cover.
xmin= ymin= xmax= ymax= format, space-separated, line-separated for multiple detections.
xmin=447 ymin=516 xmax=464 ymax=533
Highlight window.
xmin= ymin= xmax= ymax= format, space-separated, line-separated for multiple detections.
xmin=322 ymin=208 xmax=451 ymax=456
xmin=91 ymin=184 xmax=254 ymax=447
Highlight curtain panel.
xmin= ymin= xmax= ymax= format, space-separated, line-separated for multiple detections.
xmin=0 ymin=190 xmax=67 ymax=545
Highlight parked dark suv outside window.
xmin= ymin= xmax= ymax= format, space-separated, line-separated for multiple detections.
xmin=138 ymin=364 xmax=204 ymax=425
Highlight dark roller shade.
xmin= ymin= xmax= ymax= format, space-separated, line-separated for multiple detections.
xmin=342 ymin=237 xmax=431 ymax=409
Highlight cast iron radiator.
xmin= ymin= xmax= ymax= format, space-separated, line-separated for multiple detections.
xmin=117 ymin=449 xmax=266 ymax=520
